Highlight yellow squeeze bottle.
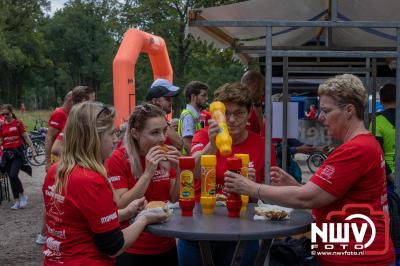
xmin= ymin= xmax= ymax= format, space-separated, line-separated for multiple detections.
xmin=200 ymin=155 xmax=217 ymax=214
xmin=209 ymin=101 xmax=232 ymax=157
xmin=234 ymin=154 xmax=250 ymax=212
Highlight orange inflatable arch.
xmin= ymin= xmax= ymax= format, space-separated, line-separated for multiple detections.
xmin=113 ymin=28 xmax=173 ymax=126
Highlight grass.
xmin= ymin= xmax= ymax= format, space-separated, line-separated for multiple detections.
xmin=14 ymin=110 xmax=52 ymax=131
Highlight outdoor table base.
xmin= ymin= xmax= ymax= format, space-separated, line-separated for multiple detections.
xmin=146 ymin=203 xmax=313 ymax=266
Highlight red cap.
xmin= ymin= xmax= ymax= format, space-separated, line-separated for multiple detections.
xmin=179 ymin=156 xmax=195 ymax=169
xmin=226 ymin=157 xmax=241 ymax=171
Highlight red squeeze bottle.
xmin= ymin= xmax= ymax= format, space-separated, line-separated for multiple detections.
xmin=226 ymin=157 xmax=242 ymax=218
xmin=179 ymin=157 xmax=196 ymax=216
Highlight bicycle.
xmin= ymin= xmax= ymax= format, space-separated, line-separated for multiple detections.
xmin=306 ymin=145 xmax=335 ymax=173
xmin=24 ymin=132 xmax=46 ymax=166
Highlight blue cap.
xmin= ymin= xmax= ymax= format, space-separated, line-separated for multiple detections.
xmin=145 ymin=79 xmax=180 ymax=101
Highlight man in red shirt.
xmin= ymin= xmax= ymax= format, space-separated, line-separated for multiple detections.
xmin=178 ymin=82 xmax=277 ymax=266
xmin=44 ymin=91 xmax=72 ymax=171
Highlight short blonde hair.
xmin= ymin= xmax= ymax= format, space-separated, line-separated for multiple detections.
xmin=318 ymin=74 xmax=368 ymax=119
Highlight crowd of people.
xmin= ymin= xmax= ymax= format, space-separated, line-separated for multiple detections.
xmin=0 ymin=72 xmax=397 ymax=266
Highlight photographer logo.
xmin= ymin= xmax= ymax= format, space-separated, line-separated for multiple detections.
xmin=311 ymin=204 xmax=390 ymax=256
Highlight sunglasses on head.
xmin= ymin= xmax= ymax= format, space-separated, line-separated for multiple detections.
xmin=135 ymin=104 xmax=152 ymax=113
xmin=96 ymin=105 xmax=112 ymax=120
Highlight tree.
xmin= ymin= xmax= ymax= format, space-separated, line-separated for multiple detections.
xmin=41 ymin=0 xmax=120 ymax=104
xmin=120 ymin=0 xmax=245 ymax=112
xmin=0 ymin=0 xmax=51 ymax=107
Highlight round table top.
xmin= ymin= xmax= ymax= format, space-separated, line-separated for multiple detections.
xmin=146 ymin=203 xmax=313 ymax=241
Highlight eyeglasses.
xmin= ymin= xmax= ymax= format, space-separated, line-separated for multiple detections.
xmin=225 ymin=110 xmax=248 ymax=119
xmin=0 ymin=112 xmax=10 ymax=116
xmin=96 ymin=105 xmax=112 ymax=120
xmin=319 ymin=104 xmax=347 ymax=117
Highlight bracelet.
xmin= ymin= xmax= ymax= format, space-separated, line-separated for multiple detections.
xmin=257 ymin=184 xmax=262 ymax=199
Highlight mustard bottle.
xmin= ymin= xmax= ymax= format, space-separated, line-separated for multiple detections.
xmin=209 ymin=101 xmax=232 ymax=157
xmin=200 ymin=155 xmax=217 ymax=214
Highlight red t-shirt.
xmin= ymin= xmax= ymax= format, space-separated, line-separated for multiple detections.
xmin=105 ymin=146 xmax=176 ymax=255
xmin=200 ymin=110 xmax=211 ymax=127
xmin=48 ymin=108 xmax=68 ymax=137
xmin=191 ymin=128 xmax=276 ymax=201
xmin=0 ymin=119 xmax=25 ymax=149
xmin=246 ymin=108 xmax=261 ymax=134
xmin=56 ymin=129 xmax=64 ymax=141
xmin=42 ymin=164 xmax=119 ymax=266
xmin=310 ymin=134 xmax=395 ymax=266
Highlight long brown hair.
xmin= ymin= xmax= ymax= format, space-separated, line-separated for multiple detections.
xmin=54 ymin=101 xmax=115 ymax=195
xmin=1 ymin=104 xmax=17 ymax=120
xmin=124 ymin=103 xmax=165 ymax=178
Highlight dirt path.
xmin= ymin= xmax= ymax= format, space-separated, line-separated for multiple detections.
xmin=0 ymin=165 xmax=45 ymax=266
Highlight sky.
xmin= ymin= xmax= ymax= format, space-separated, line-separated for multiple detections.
xmin=49 ymin=0 xmax=67 ymax=14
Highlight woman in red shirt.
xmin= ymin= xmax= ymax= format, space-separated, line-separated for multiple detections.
xmin=106 ymin=103 xmax=181 ymax=266
xmin=0 ymin=104 xmax=36 ymax=209
xmin=42 ymin=101 xmax=168 ymax=265
xmin=225 ymin=74 xmax=395 ymax=266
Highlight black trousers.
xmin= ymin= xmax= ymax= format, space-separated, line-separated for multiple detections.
xmin=5 ymin=156 xmax=23 ymax=199
xmin=116 ymin=246 xmax=178 ymax=266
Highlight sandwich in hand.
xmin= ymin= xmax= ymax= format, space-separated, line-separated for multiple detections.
xmin=145 ymin=201 xmax=172 ymax=216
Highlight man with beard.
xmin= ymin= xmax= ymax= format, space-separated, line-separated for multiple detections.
xmin=145 ymin=79 xmax=183 ymax=151
xmin=178 ymin=81 xmax=208 ymax=155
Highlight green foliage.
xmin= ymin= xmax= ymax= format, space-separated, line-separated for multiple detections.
xmin=0 ymin=0 xmax=248 ymax=111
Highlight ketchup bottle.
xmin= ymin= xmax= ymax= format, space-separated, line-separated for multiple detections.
xmin=234 ymin=154 xmax=250 ymax=212
xmin=226 ymin=157 xmax=242 ymax=218
xmin=179 ymin=157 xmax=196 ymax=216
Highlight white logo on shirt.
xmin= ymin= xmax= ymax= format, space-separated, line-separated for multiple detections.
xmin=8 ymin=127 xmax=17 ymax=132
xmin=47 ymin=225 xmax=66 ymax=239
xmin=50 ymin=121 xmax=60 ymax=126
xmin=100 ymin=211 xmax=118 ymax=224
xmin=191 ymin=143 xmax=204 ymax=151
xmin=152 ymin=169 xmax=170 ymax=182
xmin=45 ymin=185 xmax=65 ymax=203
xmin=46 ymin=237 xmax=61 ymax=252
xmin=316 ymin=164 xmax=335 ymax=184
xmin=109 ymin=176 xmax=121 ymax=182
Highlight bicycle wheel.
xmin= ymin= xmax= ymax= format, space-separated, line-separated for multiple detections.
xmin=306 ymin=152 xmax=326 ymax=173
xmin=26 ymin=140 xmax=46 ymax=166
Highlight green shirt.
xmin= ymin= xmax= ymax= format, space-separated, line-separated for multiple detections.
xmin=370 ymin=114 xmax=395 ymax=172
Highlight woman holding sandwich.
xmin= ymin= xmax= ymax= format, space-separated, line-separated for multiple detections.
xmin=106 ymin=103 xmax=181 ymax=266
xmin=42 ymin=101 xmax=167 ymax=265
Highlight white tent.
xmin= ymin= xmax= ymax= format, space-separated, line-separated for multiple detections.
xmin=188 ymin=0 xmax=400 ymax=64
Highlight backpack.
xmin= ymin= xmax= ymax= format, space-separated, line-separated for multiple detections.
xmin=269 ymin=237 xmax=319 ymax=266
